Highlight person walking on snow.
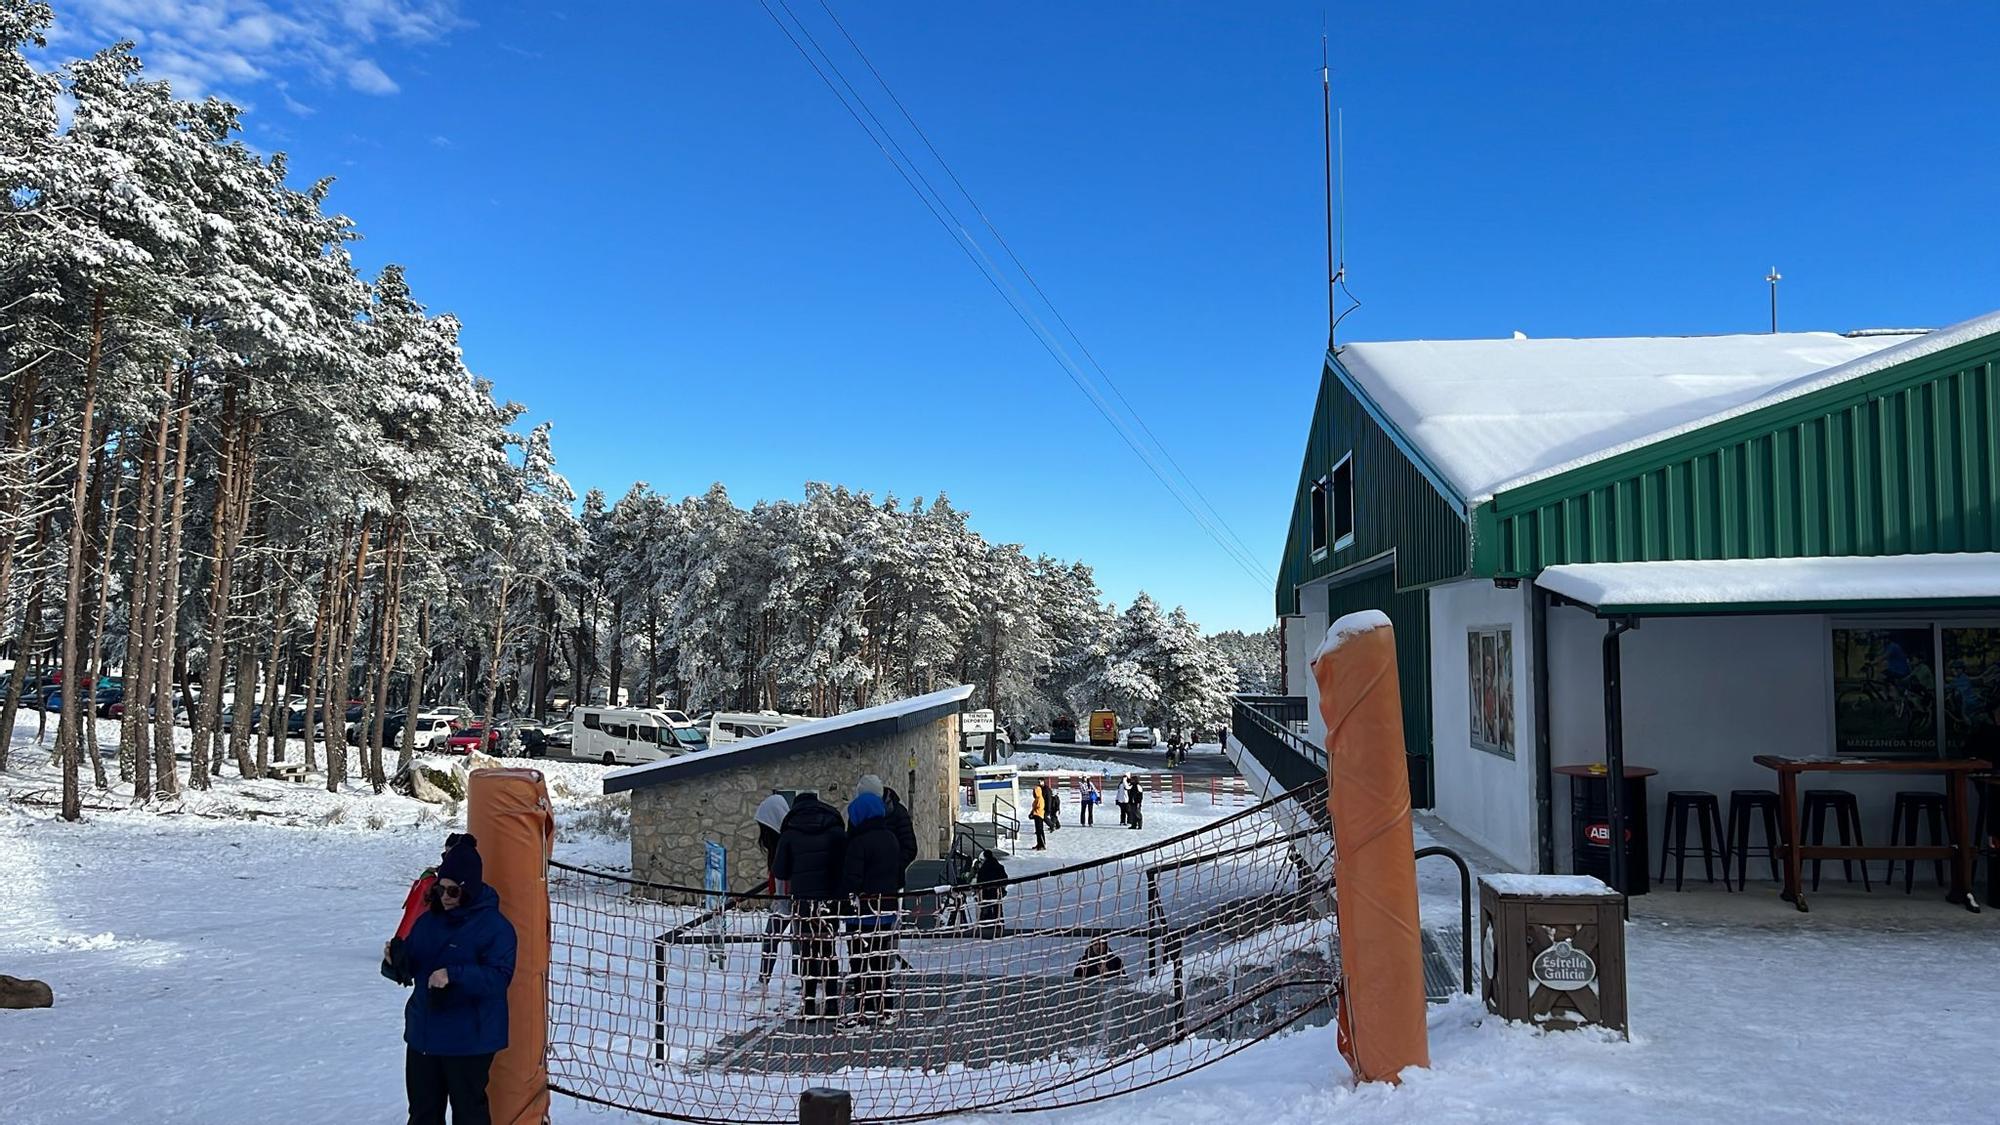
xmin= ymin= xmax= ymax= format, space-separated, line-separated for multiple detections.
xmin=1079 ymin=778 xmax=1100 ymax=826
xmin=773 ymin=792 xmax=848 ymax=1021
xmin=1029 ymin=781 xmax=1048 ymax=849
xmin=1124 ymin=775 xmax=1144 ymax=830
xmin=1042 ymin=778 xmax=1061 ymax=831
xmin=382 ymin=837 xmax=517 ymax=1125
xmin=754 ymin=793 xmax=793 ymax=987
xmin=841 ymin=790 xmax=906 ymax=1028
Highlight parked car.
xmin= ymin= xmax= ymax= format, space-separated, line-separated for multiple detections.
xmin=520 ymin=721 xmax=572 ymax=757
xmin=1050 ymin=715 xmax=1077 ymax=743
xmin=428 ymin=705 xmax=475 ymax=728
xmin=408 ymin=714 xmax=455 ymax=752
xmin=1124 ymin=726 xmax=1157 ymax=749
xmin=444 ymin=724 xmax=502 ymax=755
xmin=496 ymin=717 xmax=544 ymax=748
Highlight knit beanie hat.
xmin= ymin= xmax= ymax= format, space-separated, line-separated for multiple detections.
xmin=856 ymin=773 xmax=885 ymax=799
xmin=436 ymin=837 xmax=483 ymax=895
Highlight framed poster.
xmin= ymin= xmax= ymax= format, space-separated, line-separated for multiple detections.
xmin=1467 ymin=625 xmax=1515 ymax=758
xmin=1831 ymin=626 xmax=1939 ymax=756
xmin=1942 ymin=626 xmax=2000 ymax=755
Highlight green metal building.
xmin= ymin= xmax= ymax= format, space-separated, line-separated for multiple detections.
xmin=1268 ymin=313 xmax=2000 ymax=874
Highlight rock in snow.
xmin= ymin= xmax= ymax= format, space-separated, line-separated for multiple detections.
xmin=0 ymin=975 xmax=54 ymax=1009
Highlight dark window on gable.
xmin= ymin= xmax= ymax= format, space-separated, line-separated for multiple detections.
xmin=1309 ymin=477 xmax=1329 ymax=555
xmin=1330 ymin=454 xmax=1355 ymax=548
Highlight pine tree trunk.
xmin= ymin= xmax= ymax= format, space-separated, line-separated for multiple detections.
xmin=327 ymin=514 xmax=373 ymax=791
xmin=258 ymin=548 xmax=289 ymax=768
xmin=125 ymin=367 xmax=173 ymax=797
xmin=481 ymin=567 xmax=514 ymax=740
xmin=0 ymin=511 xmax=51 ymax=772
xmin=399 ymin=602 xmax=429 ymax=778
xmin=149 ymin=379 xmax=194 ymax=799
xmin=54 ymin=293 xmax=107 ymax=821
xmin=0 ymin=358 xmax=41 ymax=642
xmin=607 ymin=595 xmax=624 ymax=706
xmin=84 ymin=468 xmax=122 ymax=790
xmin=368 ymin=522 xmax=402 ymax=790
xmin=301 ymin=528 xmax=344 ymax=775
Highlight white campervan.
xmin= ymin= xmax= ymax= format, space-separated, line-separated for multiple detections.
xmin=694 ymin=710 xmax=812 ymax=747
xmin=573 ymin=706 xmax=682 ymax=766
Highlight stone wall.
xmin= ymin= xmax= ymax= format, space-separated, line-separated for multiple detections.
xmin=630 ymin=713 xmax=960 ymax=891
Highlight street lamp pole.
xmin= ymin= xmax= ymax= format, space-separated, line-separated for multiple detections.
xmin=1766 ymin=267 xmax=1782 ymax=333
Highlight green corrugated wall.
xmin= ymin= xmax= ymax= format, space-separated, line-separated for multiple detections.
xmin=1474 ymin=338 xmax=2000 ymax=575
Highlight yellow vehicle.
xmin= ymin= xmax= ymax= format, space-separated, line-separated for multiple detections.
xmin=1088 ymin=709 xmax=1119 ymax=746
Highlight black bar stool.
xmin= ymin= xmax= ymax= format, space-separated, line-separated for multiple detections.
xmin=1803 ymin=789 xmax=1870 ymax=892
xmin=1725 ymin=789 xmax=1782 ymax=890
xmin=1659 ymin=790 xmax=1727 ymax=891
xmin=1885 ymin=790 xmax=1948 ymax=892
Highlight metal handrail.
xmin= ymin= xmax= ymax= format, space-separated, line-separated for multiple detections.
xmin=1415 ymin=845 xmax=1475 ymax=995
xmin=1231 ymin=696 xmax=1328 ymax=773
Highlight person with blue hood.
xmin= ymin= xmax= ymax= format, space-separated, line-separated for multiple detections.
xmin=841 ymin=789 xmax=907 ymax=1028
xmin=381 ymin=835 xmax=517 ymax=1125
xmin=754 ymin=792 xmax=793 ymax=987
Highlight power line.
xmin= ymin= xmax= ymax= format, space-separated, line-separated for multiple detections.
xmin=811 ymin=0 xmax=1272 ymax=585
xmin=755 ymin=0 xmax=1275 ymax=589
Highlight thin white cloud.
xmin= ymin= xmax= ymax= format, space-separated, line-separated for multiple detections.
xmin=345 ymin=57 xmax=399 ymax=95
xmin=49 ymin=1 xmax=464 ymax=101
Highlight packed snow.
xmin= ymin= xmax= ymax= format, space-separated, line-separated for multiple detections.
xmin=1536 ymin=552 xmax=2000 ymax=611
xmin=1335 ymin=328 xmax=1923 ymax=502
xmin=1313 ymin=609 xmax=1393 ymax=663
xmin=7 ymin=712 xmax=2000 ymax=1123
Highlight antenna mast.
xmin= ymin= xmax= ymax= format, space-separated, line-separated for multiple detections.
xmin=1322 ymin=32 xmax=1336 ymax=346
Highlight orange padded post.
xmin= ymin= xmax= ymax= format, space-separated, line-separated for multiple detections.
xmin=1313 ymin=612 xmax=1430 ymax=1084
xmin=468 ymin=768 xmax=558 ymax=1124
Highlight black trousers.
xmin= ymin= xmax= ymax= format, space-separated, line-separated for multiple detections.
xmin=1032 ymin=815 xmax=1046 ymax=848
xmin=406 ymin=1047 xmax=494 ymax=1125
xmin=1080 ymin=801 xmax=1094 ymax=826
xmin=794 ymin=903 xmax=840 ymax=1009
xmin=849 ymin=929 xmax=900 ymax=1013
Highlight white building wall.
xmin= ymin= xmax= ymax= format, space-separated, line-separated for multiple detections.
xmin=1283 ymin=587 xmax=1332 ymax=747
xmin=1546 ymin=611 xmax=1923 ymax=879
xmin=1428 ymin=580 xmax=1540 ymax=871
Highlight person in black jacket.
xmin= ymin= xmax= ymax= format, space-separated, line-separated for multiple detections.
xmin=857 ymin=773 xmax=918 ymax=876
xmin=841 ymin=790 xmax=906 ymax=1028
xmin=772 ymin=793 xmax=847 ymax=1020
xmin=1124 ymin=775 xmax=1144 ymax=830
xmin=975 ymin=849 xmax=1008 ymax=939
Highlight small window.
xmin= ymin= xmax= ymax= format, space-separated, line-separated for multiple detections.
xmin=1330 ymin=453 xmax=1355 ymax=549
xmin=1309 ymin=477 xmax=1330 ymax=556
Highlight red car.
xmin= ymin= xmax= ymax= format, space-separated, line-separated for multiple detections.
xmin=444 ymin=724 xmax=502 ymax=755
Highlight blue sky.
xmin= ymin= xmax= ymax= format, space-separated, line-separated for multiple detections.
xmin=44 ymin=2 xmax=2000 ymax=632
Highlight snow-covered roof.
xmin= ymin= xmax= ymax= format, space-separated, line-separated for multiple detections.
xmin=1333 ymin=312 xmax=2000 ymax=502
xmin=602 ymin=684 xmax=974 ymax=794
xmin=1536 ymin=553 xmax=2000 ymax=616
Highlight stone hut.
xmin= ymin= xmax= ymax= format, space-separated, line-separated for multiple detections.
xmin=603 ymin=684 xmax=971 ymax=892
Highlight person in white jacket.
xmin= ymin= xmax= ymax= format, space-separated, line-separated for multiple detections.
xmin=754 ymin=792 xmax=793 ymax=986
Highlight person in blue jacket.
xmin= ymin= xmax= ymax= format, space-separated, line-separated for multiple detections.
xmin=382 ymin=836 xmax=517 ymax=1125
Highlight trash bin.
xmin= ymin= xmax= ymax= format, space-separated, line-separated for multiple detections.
xmin=1478 ymin=873 xmax=1627 ymax=1035
xmin=1555 ymin=764 xmax=1654 ymax=896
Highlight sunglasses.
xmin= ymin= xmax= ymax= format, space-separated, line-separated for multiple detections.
xmin=436 ymin=881 xmax=464 ymax=897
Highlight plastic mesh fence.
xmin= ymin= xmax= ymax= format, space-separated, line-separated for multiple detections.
xmin=547 ymin=777 xmax=1337 ymax=1123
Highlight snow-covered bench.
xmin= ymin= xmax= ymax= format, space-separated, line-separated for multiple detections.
xmin=263 ymin=761 xmax=307 ymax=783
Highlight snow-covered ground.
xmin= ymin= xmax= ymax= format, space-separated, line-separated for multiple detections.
xmin=6 ymin=713 xmax=1999 ymax=1123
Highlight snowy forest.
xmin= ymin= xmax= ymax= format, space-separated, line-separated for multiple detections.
xmin=0 ymin=8 xmax=1276 ymax=820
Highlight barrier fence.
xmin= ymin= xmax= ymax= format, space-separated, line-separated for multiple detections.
xmin=546 ymin=777 xmax=1338 ymax=1123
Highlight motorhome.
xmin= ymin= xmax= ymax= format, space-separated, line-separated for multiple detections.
xmin=693 ymin=710 xmax=812 ymax=747
xmin=572 ymin=706 xmax=683 ymax=766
